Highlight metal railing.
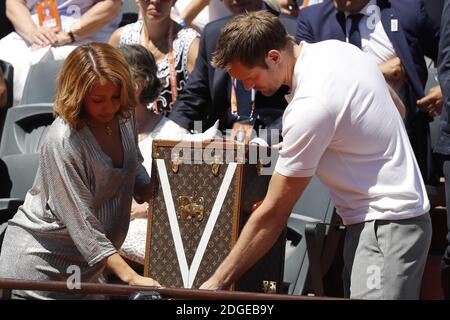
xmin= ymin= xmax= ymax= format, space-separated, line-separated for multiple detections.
xmin=0 ymin=278 xmax=343 ymax=300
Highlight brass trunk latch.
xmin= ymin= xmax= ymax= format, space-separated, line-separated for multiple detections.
xmin=256 ymin=160 xmax=262 ymax=176
xmin=211 ymin=154 xmax=222 ymax=177
xmin=262 ymin=280 xmax=277 ymax=294
xmin=171 ymin=154 xmax=182 ymax=174
xmin=177 ymin=196 xmax=204 ymax=221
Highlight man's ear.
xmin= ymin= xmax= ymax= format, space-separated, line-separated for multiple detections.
xmin=266 ymin=50 xmax=281 ymax=65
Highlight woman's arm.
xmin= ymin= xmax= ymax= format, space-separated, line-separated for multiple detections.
xmin=55 ymin=0 xmax=121 ymax=46
xmin=187 ymin=37 xmax=200 ymax=74
xmin=108 ymin=26 xmax=124 ymax=47
xmin=6 ymin=0 xmax=57 ymax=46
xmin=105 ymin=253 xmax=160 ymax=286
xmin=179 ymin=0 xmax=209 ymax=27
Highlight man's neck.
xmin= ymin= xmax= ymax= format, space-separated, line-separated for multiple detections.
xmin=284 ymin=43 xmax=302 ymax=88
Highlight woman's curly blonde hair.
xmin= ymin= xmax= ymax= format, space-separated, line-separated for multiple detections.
xmin=54 ymin=42 xmax=136 ymax=128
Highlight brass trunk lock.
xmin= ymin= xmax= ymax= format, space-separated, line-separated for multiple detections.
xmin=211 ymin=154 xmax=222 ymax=177
xmin=177 ymin=196 xmax=205 ymax=221
xmin=256 ymin=160 xmax=262 ymax=176
xmin=171 ymin=154 xmax=182 ymax=174
xmin=262 ymin=280 xmax=277 ymax=294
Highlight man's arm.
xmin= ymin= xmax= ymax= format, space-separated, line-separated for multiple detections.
xmin=54 ymin=0 xmax=121 ymax=46
xmin=200 ymin=173 xmax=311 ymax=290
xmin=296 ymin=6 xmax=315 ymax=43
xmin=6 ymin=0 xmax=57 ymax=47
xmin=388 ymin=84 xmax=406 ymax=118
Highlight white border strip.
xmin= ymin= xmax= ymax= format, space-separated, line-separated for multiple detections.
xmin=156 ymin=159 xmax=189 ymax=288
xmin=188 ymin=163 xmax=237 ymax=288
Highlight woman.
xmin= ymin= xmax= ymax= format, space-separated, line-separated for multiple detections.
xmin=0 ymin=0 xmax=122 ymax=106
xmin=0 ymin=42 xmax=160 ymax=299
xmin=117 ymin=44 xmax=163 ymax=264
xmin=109 ymin=0 xmax=200 ymax=115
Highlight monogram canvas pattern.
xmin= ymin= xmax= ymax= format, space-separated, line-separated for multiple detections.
xmin=145 ymin=141 xmax=284 ymax=291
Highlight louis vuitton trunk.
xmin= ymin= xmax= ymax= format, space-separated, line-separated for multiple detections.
xmin=143 ymin=140 xmax=285 ymax=293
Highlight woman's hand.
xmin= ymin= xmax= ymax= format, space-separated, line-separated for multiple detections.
xmin=129 ymin=274 xmax=162 ymax=287
xmin=130 ymin=201 xmax=148 ymax=220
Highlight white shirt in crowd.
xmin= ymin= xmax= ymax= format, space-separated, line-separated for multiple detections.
xmin=344 ymin=0 xmax=397 ymax=65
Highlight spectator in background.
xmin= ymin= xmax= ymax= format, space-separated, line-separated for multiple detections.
xmin=0 ymin=67 xmax=6 ymax=109
xmin=0 ymin=42 xmax=160 ymax=299
xmin=296 ymin=0 xmax=442 ymax=185
xmin=0 ymin=0 xmax=122 ymax=106
xmin=423 ymin=0 xmax=444 ymax=28
xmin=109 ymin=0 xmax=200 ymax=116
xmin=0 ymin=0 xmax=14 ymax=40
xmin=433 ymin=0 xmax=450 ymax=299
xmin=168 ymin=0 xmax=297 ymax=144
xmin=117 ymin=44 xmax=162 ymax=264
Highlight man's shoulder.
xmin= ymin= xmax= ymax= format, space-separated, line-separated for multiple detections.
xmin=203 ymin=16 xmax=233 ymax=35
xmin=299 ymin=1 xmax=335 ymax=18
xmin=278 ymin=14 xmax=297 ymax=36
xmin=379 ymin=0 xmax=421 ymax=15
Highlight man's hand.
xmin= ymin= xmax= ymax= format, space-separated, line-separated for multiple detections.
xmin=417 ymin=85 xmax=443 ymax=117
xmin=29 ymin=26 xmax=58 ymax=49
xmin=277 ymin=0 xmax=300 ymax=16
xmin=379 ymin=57 xmax=406 ymax=84
xmin=52 ymin=31 xmax=73 ymax=47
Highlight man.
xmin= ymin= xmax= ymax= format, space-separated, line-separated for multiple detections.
xmin=296 ymin=0 xmax=441 ymax=185
xmin=168 ymin=0 xmax=296 ymax=144
xmin=199 ymin=11 xmax=431 ymax=300
xmin=434 ymin=0 xmax=450 ymax=299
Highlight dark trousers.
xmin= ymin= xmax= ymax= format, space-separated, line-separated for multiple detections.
xmin=441 ymin=161 xmax=450 ymax=298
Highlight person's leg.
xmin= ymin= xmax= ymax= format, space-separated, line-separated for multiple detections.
xmin=375 ymin=214 xmax=432 ymax=299
xmin=442 ymin=161 xmax=450 ymax=298
xmin=344 ymin=220 xmax=385 ymax=299
xmin=343 ymin=214 xmax=432 ymax=299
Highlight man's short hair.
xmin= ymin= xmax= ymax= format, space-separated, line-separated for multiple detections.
xmin=212 ymin=11 xmax=293 ymax=70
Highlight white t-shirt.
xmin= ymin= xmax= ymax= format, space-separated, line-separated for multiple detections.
xmin=275 ymin=40 xmax=429 ymax=225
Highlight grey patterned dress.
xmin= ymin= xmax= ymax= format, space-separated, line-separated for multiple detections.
xmin=0 ymin=115 xmax=150 ymax=299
